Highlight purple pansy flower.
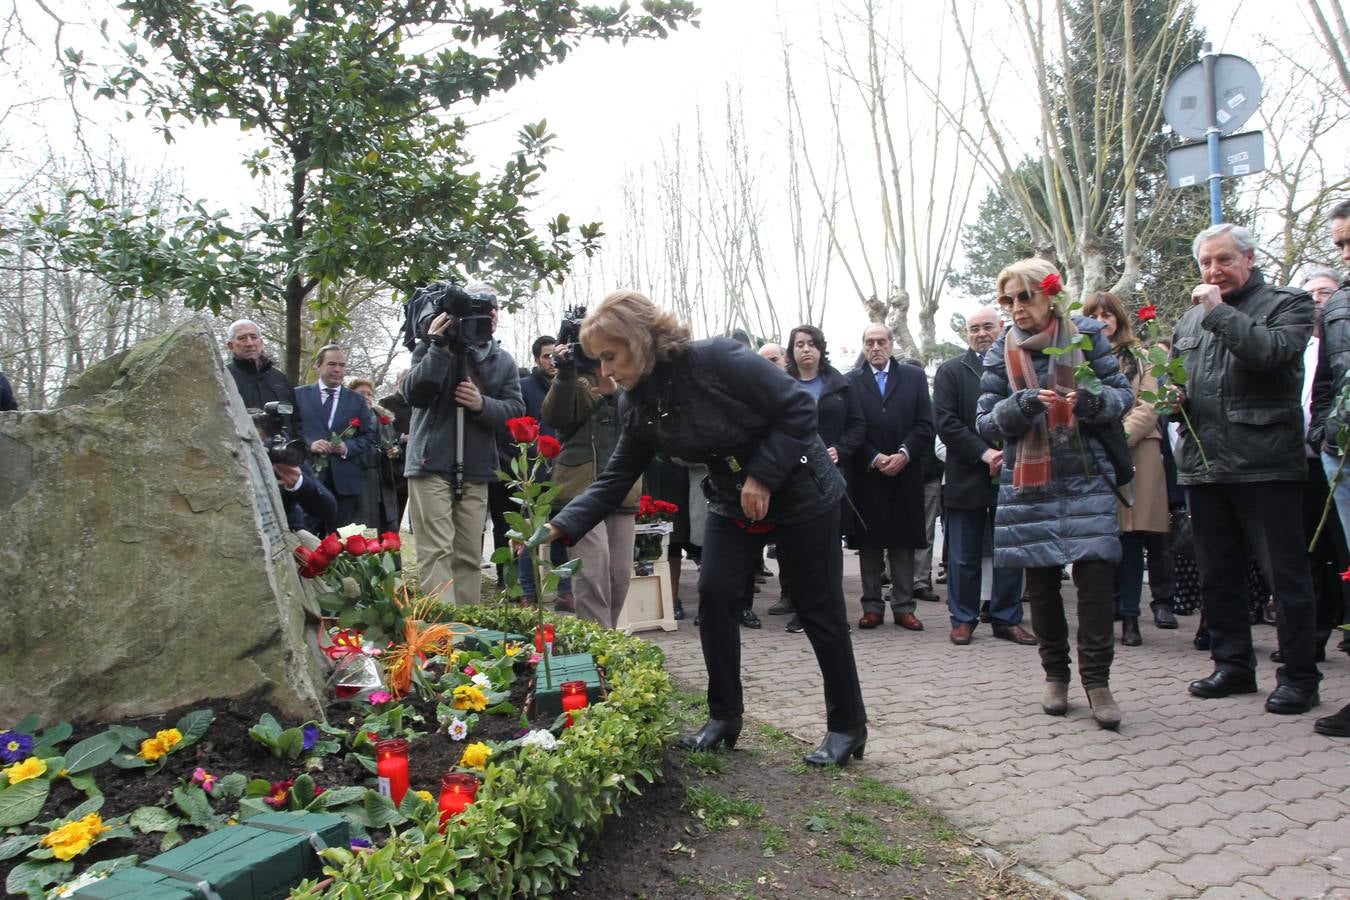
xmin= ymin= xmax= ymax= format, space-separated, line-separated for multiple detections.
xmin=350 ymin=837 xmax=373 ymax=849
xmin=0 ymin=731 xmax=33 ymax=764
xmin=301 ymin=724 xmax=319 ymax=751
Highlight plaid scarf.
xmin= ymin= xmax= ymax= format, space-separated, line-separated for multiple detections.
xmin=1005 ymin=310 xmax=1080 ymax=491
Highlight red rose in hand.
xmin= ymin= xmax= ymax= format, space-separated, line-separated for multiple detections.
xmin=536 ymin=434 xmax=562 ymax=459
xmin=349 ymin=417 xmax=361 ymax=428
xmin=379 ymin=416 xmax=392 ymax=426
xmin=380 ymin=531 xmax=401 ymax=552
xmin=506 ymin=416 xmax=541 ymax=443
xmin=1039 ymin=272 xmax=1063 ymax=297
xmin=319 ymin=534 xmax=343 ymax=558
xmin=657 ymin=500 xmax=679 ymax=515
xmin=346 ymin=535 xmax=369 ymax=555
xmin=1137 ymin=304 xmax=1158 ymax=322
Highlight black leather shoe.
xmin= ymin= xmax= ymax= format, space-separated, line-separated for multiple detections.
xmin=803 ymin=725 xmax=867 ymax=767
xmin=913 ymin=586 xmax=940 ymax=603
xmin=1270 ymin=646 xmax=1327 ymax=663
xmin=1150 ymin=601 xmax=1178 ymax=629
xmin=679 ymin=717 xmax=743 ymax=751
xmin=1314 ymin=703 xmax=1350 ymax=736
xmin=1265 ymin=684 xmax=1320 ymax=715
xmin=1121 ymin=617 xmax=1142 ymax=647
xmin=767 ymin=598 xmax=793 ymax=615
xmin=673 ymin=600 xmax=685 ymax=621
xmin=740 ymin=609 xmax=762 ymax=629
xmin=1188 ymin=670 xmax=1258 ymax=699
xmin=785 ymin=616 xmax=804 ymax=633
xmin=1192 ymin=626 xmax=1211 ymax=651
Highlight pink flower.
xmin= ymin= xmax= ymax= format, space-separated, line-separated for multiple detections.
xmin=368 ymin=691 xmax=393 ymax=705
xmin=191 ymin=767 xmax=217 ymax=793
xmin=462 ymin=664 xmax=477 ymax=676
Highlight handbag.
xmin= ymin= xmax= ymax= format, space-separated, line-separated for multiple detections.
xmin=1084 ymin=417 xmax=1135 ymax=487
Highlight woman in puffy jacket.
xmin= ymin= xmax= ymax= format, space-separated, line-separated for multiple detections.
xmin=976 ymin=259 xmax=1133 ymax=729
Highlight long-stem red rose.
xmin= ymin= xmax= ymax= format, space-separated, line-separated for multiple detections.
xmin=536 ymin=434 xmax=562 ymax=459
xmin=506 ymin=416 xmax=540 ymax=443
xmin=380 ymin=531 xmax=401 ymax=552
xmin=346 ymin=535 xmax=369 ymax=555
xmin=319 ymin=534 xmax=342 ymax=558
xmin=1137 ymin=304 xmax=1158 ymax=322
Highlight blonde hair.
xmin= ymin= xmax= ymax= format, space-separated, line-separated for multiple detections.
xmin=579 ymin=290 xmax=691 ymax=378
xmin=996 ymin=257 xmax=1061 ymax=300
xmin=346 ymin=377 xmax=376 ymax=394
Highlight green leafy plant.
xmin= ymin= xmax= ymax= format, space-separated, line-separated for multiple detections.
xmin=247 ymin=714 xmax=340 ymax=761
xmin=110 ymin=708 xmax=214 ymax=771
xmin=1132 ymin=344 xmax=1211 ymax=471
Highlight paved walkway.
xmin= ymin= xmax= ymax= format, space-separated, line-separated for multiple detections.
xmin=640 ymin=552 xmax=1350 ymax=900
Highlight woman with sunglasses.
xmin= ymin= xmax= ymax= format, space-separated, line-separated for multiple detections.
xmin=976 ymin=259 xmax=1133 ymax=729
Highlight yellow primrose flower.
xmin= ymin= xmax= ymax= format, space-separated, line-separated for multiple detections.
xmin=137 ymin=728 xmax=181 ymax=762
xmin=5 ymin=757 xmax=48 ymax=784
xmin=451 ymin=684 xmax=488 ymax=712
xmin=414 ymin=790 xmax=435 ymax=804
xmin=502 ymin=642 xmax=522 ymax=657
xmin=458 ymin=742 xmax=492 ymax=770
xmin=5 ymin=757 xmax=47 ymax=784
xmin=42 ymin=813 xmax=107 ymax=861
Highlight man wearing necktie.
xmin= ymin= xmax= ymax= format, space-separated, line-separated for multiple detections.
xmin=846 ymin=323 xmax=935 ymax=631
xmin=295 ymin=344 xmax=376 ymax=533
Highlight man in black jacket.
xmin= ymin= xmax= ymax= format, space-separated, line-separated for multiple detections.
xmin=933 ymin=306 xmax=1034 ymax=646
xmin=225 ymin=320 xmax=300 ymax=431
xmin=1172 ymin=223 xmax=1320 ymax=715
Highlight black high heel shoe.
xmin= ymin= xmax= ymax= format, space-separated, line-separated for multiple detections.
xmin=679 ymin=717 xmax=743 ymax=751
xmin=803 ymin=725 xmax=867 ymax=767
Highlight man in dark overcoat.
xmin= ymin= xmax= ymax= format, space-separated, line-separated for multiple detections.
xmin=933 ymin=306 xmax=1035 ymax=646
xmin=846 ymin=323 xmax=934 ymax=631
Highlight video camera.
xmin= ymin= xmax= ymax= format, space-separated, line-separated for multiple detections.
xmin=556 ymin=306 xmax=599 ymax=372
xmin=403 ymin=281 xmax=496 ymax=352
xmin=252 ymin=401 xmax=308 ymax=466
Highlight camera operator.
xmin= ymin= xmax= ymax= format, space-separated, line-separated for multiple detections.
xmin=273 ymin=461 xmax=338 ymax=532
xmin=403 ymin=281 xmax=523 ymax=606
xmin=542 ymin=342 xmax=637 ymax=627
xmin=250 ymin=404 xmax=337 ymax=532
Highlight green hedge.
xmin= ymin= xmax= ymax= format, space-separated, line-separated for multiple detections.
xmin=291 ymin=605 xmax=677 ymax=898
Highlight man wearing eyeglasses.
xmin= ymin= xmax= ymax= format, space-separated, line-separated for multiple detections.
xmin=933 ymin=305 xmax=1033 ymax=647
xmin=846 ymin=323 xmax=934 ymax=632
xmin=1170 ymin=223 xmax=1320 ymax=716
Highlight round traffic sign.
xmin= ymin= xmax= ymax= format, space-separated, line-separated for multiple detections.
xmin=1163 ymin=53 xmax=1261 ymax=140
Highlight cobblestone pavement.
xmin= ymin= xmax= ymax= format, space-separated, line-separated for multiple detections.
xmin=641 ymin=552 xmax=1350 ymax=900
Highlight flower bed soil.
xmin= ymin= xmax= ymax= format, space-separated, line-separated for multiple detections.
xmin=0 ymin=670 xmax=537 ymax=895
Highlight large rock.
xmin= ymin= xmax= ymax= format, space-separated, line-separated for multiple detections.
xmin=0 ymin=318 xmax=326 ymax=724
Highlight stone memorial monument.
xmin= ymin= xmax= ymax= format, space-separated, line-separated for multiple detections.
xmin=0 ymin=318 xmax=326 ymax=723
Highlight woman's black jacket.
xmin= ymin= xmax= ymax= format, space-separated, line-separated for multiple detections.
xmin=550 ymin=338 xmax=845 ymax=541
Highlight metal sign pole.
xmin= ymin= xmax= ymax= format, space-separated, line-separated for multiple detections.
xmin=1201 ymin=42 xmax=1223 ymax=224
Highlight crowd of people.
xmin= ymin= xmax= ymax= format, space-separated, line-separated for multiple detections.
xmin=204 ymin=209 xmax=1350 ymax=756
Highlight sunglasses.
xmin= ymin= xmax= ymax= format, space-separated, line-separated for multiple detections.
xmin=997 ymin=289 xmax=1041 ymax=308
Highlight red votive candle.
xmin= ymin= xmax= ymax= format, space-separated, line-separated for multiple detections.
xmin=561 ymin=680 xmax=589 ymax=727
xmin=375 ymin=739 xmax=410 ymax=805
xmin=534 ymin=623 xmax=556 ymax=653
xmin=438 ymin=773 xmax=480 ymax=830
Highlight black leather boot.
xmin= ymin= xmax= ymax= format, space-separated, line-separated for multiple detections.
xmin=1150 ymin=599 xmax=1178 ymax=629
xmin=803 ymin=725 xmax=867 ymax=766
xmin=679 ymin=717 xmax=743 ymax=751
xmin=1121 ymin=617 xmax=1142 ymax=646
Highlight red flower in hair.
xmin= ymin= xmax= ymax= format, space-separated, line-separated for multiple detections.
xmin=506 ymin=416 xmax=540 ymax=443
xmin=1039 ymin=273 xmax=1063 ymax=297
xmin=536 ymin=434 xmax=562 ymax=459
xmin=1137 ymin=305 xmax=1158 ymax=322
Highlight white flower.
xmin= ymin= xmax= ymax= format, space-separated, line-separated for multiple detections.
xmin=520 ymin=730 xmax=558 ymax=751
xmin=336 ymin=523 xmax=369 ymax=539
xmin=51 ymin=869 xmax=110 ymax=898
xmin=447 ymin=719 xmax=468 ymax=741
xmin=470 ymin=672 xmax=490 ymax=688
